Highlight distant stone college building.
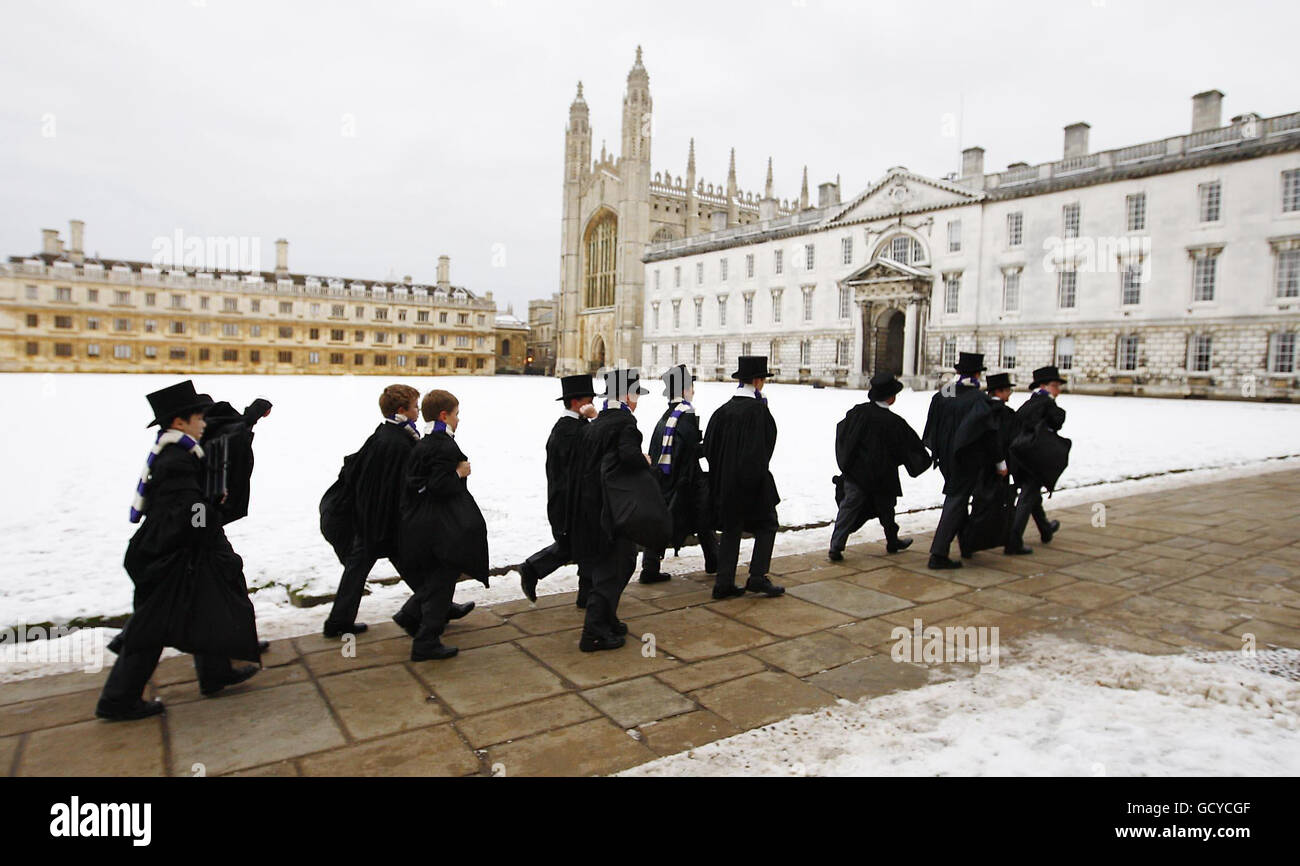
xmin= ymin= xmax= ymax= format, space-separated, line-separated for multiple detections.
xmin=640 ymin=90 xmax=1300 ymax=400
xmin=0 ymin=224 xmax=522 ymax=376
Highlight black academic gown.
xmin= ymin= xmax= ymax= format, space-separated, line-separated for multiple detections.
xmin=960 ymin=397 xmax=1017 ymax=553
xmin=703 ymin=395 xmax=780 ymax=530
xmin=349 ymin=422 xmax=418 ymax=558
xmin=399 ymin=430 xmax=489 ymax=584
xmin=567 ymin=407 xmax=647 ymax=559
xmin=119 ymin=444 xmax=260 ymax=660
xmin=648 ymin=403 xmax=712 ymax=551
xmin=923 ymin=384 xmax=1001 ymax=496
xmin=836 ymin=402 xmax=930 ymax=502
xmin=545 ymin=414 xmax=588 ymax=540
xmin=1010 ymin=391 xmax=1070 ymax=492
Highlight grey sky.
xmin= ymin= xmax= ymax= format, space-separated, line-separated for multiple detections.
xmin=1 ymin=0 xmax=1293 ymax=313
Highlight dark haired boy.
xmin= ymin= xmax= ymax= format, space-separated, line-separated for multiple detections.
xmin=1005 ymin=365 xmax=1068 ymax=555
xmin=96 ymin=381 xmax=260 ymax=721
xmin=519 ymin=375 xmax=598 ymax=605
xmin=399 ymin=389 xmax=489 ymax=661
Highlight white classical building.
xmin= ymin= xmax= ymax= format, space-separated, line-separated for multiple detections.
xmin=642 ymin=91 xmax=1300 ymax=400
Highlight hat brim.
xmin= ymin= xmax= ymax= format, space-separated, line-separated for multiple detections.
xmin=147 ymin=395 xmax=214 ymax=427
xmin=555 ymin=392 xmax=596 ymax=401
xmin=731 ymin=371 xmax=773 ymax=380
xmin=1030 ymin=378 xmax=1067 ymax=388
xmin=868 ymin=380 xmax=904 ymax=400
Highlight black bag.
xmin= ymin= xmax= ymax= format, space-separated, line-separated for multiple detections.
xmin=601 ymin=451 xmax=672 ymax=549
xmin=319 ymin=453 xmax=357 ymax=565
xmin=122 ymin=551 xmax=261 ymax=660
xmin=1010 ymin=421 xmax=1072 ymax=492
xmin=960 ymin=472 xmax=1015 ymax=554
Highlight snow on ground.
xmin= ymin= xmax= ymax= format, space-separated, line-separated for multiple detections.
xmin=621 ymin=635 xmax=1300 ymax=776
xmin=2 ymin=372 xmax=1299 ymax=632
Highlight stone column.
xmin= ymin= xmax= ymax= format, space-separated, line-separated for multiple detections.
xmin=902 ymin=299 xmax=919 ymax=377
xmin=859 ymin=300 xmax=874 ymax=383
xmin=850 ymin=293 xmax=865 ymax=388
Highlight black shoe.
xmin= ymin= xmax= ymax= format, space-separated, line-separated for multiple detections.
xmin=928 ymin=554 xmax=964 ymax=570
xmin=1004 ymin=545 xmax=1034 ymax=556
xmin=323 ymin=621 xmax=368 ymax=639
xmin=638 ymin=571 xmax=670 ymax=584
xmin=200 ymin=664 xmax=260 ymax=697
xmin=886 ymin=538 xmax=913 ymax=554
xmin=520 ymin=561 xmax=540 ymax=603
xmin=1041 ymin=520 xmax=1060 ymax=543
xmin=392 ymin=610 xmax=420 ymax=638
xmin=448 ymin=601 xmax=475 ymax=620
xmin=711 ymin=584 xmax=747 ymax=600
xmin=258 ymin=640 xmax=270 ymax=653
xmin=578 ymin=632 xmax=626 ymax=652
xmin=107 ymin=633 xmax=124 ymax=655
xmin=827 ymin=549 xmax=844 ymax=562
xmin=611 ymin=619 xmax=629 ymax=636
xmin=411 ymin=642 xmax=459 ymax=661
xmin=745 ymin=576 xmax=786 ymax=598
xmin=95 ymin=698 xmax=165 ymax=722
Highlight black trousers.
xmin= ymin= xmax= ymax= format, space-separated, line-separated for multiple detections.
xmin=930 ymin=490 xmax=972 ymax=558
xmin=326 ymin=538 xmax=405 ymax=629
xmin=829 ymin=478 xmax=899 ymax=552
xmin=524 ymin=536 xmax=593 ymax=597
xmin=98 ymin=645 xmax=233 ymax=709
xmin=409 ymin=565 xmax=460 ymax=652
xmin=715 ymin=511 xmax=777 ymax=591
xmin=582 ymin=537 xmax=637 ymax=636
xmin=641 ymin=529 xmax=719 ymax=578
xmin=1009 ymin=482 xmax=1051 ymax=547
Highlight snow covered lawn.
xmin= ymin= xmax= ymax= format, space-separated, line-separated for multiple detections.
xmin=2 ymin=372 xmax=1299 ymax=628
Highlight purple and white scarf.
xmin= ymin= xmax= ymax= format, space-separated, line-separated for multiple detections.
xmin=385 ymin=413 xmax=421 ymax=440
xmin=601 ymin=399 xmax=631 ymax=412
xmin=736 ymin=384 xmax=768 ymax=406
xmin=129 ymin=429 xmax=204 ymax=523
xmin=656 ymin=400 xmax=694 ymax=475
xmin=956 ymin=375 xmax=980 ymax=388
xmin=421 ymin=419 xmax=452 ymax=436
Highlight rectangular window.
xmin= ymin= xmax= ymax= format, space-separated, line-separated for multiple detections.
xmin=87 ymin=289 xmax=99 ymax=303
xmin=694 ymin=297 xmax=703 ymax=328
xmin=279 ymin=351 xmax=294 ymax=363
xmin=672 ymin=300 xmax=681 ymax=330
xmin=223 ymin=349 xmax=240 ymax=362
xmin=837 ymin=285 xmax=850 ymax=319
xmin=114 ymin=291 xmax=130 ymax=305
xmin=168 ymin=347 xmax=186 ymax=361
xmin=331 ymin=329 xmax=345 ymax=341
xmin=312 ymin=303 xmax=323 ymax=317
xmin=1284 ymin=169 xmax=1300 ymax=213
xmin=835 ymin=338 xmax=851 ymax=366
xmin=745 ymin=254 xmax=755 ymax=278
xmin=224 ymin=323 xmax=240 ymax=337
xmin=1055 ymin=336 xmax=1075 ymax=371
xmin=770 ymin=289 xmax=783 ymax=324
xmin=114 ymin=318 xmax=130 ymax=331
xmin=744 ymin=293 xmax=755 ymax=325
xmin=1063 ymin=203 xmax=1080 ymax=239
xmin=374 ymin=308 xmax=388 ymax=320
xmin=355 ymin=354 xmax=365 ymax=366
xmin=1121 ymin=263 xmax=1143 ymax=305
xmin=309 ymin=327 xmax=320 ymax=340
xmin=1126 ymin=193 xmax=1147 ymax=231
xmin=279 ymin=301 xmax=293 ymax=314
xmin=251 ymin=300 xmax=260 ymax=313
xmin=1007 ymin=212 xmax=1023 ymax=247
xmin=87 ymin=343 xmax=101 ymax=357
xmin=654 ymin=270 xmax=661 ymax=291
xmin=947 ymin=220 xmax=962 ymax=253
xmin=456 ymin=357 xmax=468 ymax=369
xmin=1199 ymin=181 xmax=1221 ymax=222
xmin=652 ymin=302 xmax=660 ymax=331
xmin=143 ymin=319 xmax=157 ymax=333
xmin=54 ymin=342 xmax=72 ymax=357
xmin=651 ymin=344 xmax=659 ymax=366
xmin=170 ymin=321 xmax=185 ymax=335
xmin=671 ymin=344 xmax=679 ymax=364
xmin=55 ymin=286 xmax=72 ymax=302
xmin=330 ymin=352 xmax=345 ymax=365
xmin=1269 ymin=332 xmax=1297 ymax=373
xmin=740 ymin=341 xmax=751 ymax=358
xmin=1002 ymin=271 xmax=1021 ymax=312
xmin=804 ymin=243 xmax=815 ymax=270
xmin=143 ymin=345 xmax=157 ymax=359
xmin=223 ymin=297 xmax=238 ymax=312
xmin=720 ymin=258 xmax=729 ymax=282
xmin=278 ymin=325 xmax=293 ymax=339
xmin=673 ymin=265 xmax=681 ymax=288
xmin=773 ymin=249 xmax=783 ymax=275
xmin=247 ymin=350 xmax=260 ymax=364
xmin=458 ymin=313 xmax=469 ymax=325
xmin=25 ymin=314 xmax=38 ymax=327
xmin=357 ymin=306 xmax=367 ymax=318
xmin=1058 ymin=270 xmax=1077 ymax=309
xmin=693 ymin=344 xmax=700 ymax=365
xmin=24 ymin=341 xmax=39 ymax=356
xmin=144 ymin=292 xmax=156 ymax=307
xmin=769 ymin=340 xmax=780 ymax=364
xmin=1189 ymin=334 xmax=1212 ymax=372
xmin=374 ymin=332 xmax=387 ymax=344
xmin=309 ymin=351 xmax=320 ymax=364
xmin=417 ymin=310 xmax=429 ymax=323
xmin=801 ymin=286 xmax=814 ymax=322
xmin=1001 ymin=337 xmax=1017 ymax=370
xmin=200 ymin=297 xmax=210 ymax=310
xmin=1117 ymin=335 xmax=1140 ymax=371
xmin=841 ymin=236 xmax=853 ymax=265
xmin=438 ymin=312 xmax=448 ymax=324
xmin=1193 ymin=255 xmax=1217 ymax=302
xmin=332 ymin=304 xmax=345 ymax=317
xmin=54 ymin=315 xmax=73 ymax=329
xmin=199 ymin=348 xmax=210 ymax=362
xmin=800 ymin=339 xmax=811 ymax=366
xmin=456 ymin=335 xmax=469 ymax=347
xmin=26 ymin=285 xmax=38 ymax=300
xmin=696 ymin=262 xmax=704 ymax=285
xmin=717 ymin=296 xmax=727 ymax=327
xmin=716 ymin=342 xmax=725 ymax=363
xmin=87 ymin=317 xmax=98 ymax=330
xmin=944 ymin=274 xmax=960 ymax=314
xmin=1276 ymin=249 xmax=1300 ymax=298
xmin=248 ymin=324 xmax=261 ymax=337
xmin=114 ymin=345 xmax=131 ymax=359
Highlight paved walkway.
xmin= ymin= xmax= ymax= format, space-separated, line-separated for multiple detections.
xmin=4 ymin=470 xmax=1300 ymax=776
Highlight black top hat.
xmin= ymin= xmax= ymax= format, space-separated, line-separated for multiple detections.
xmin=145 ymin=380 xmax=214 ymax=428
xmin=731 ymin=355 xmax=771 ymax=381
xmin=985 ymin=372 xmax=1015 ymax=392
xmin=555 ymin=374 xmax=597 ymax=402
xmin=867 ymin=371 xmax=904 ymax=402
xmin=1030 ymin=365 xmax=1067 ymax=388
xmin=601 ymin=368 xmax=650 ymax=399
xmin=661 ymin=364 xmax=694 ymax=399
xmin=954 ymin=352 xmax=986 ymax=375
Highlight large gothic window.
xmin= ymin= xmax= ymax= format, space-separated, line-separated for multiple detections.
xmin=584 ymin=211 xmax=618 ymax=308
xmin=877 ymin=234 xmax=927 ymax=266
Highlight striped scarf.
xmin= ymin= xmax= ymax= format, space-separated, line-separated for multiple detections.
xmin=601 ymin=399 xmax=631 ymax=412
xmin=656 ymin=400 xmax=694 ymax=475
xmin=421 ymin=419 xmax=452 ymax=436
xmin=129 ymin=429 xmax=204 ymax=523
xmin=385 ymin=413 xmax=421 ymax=440
xmin=737 ymin=384 xmax=768 ymax=406
xmin=956 ymin=375 xmax=980 ymax=388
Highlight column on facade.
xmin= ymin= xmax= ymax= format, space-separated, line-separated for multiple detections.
xmin=902 ymin=300 xmax=919 ymax=377
xmin=858 ymin=299 xmax=874 ymax=381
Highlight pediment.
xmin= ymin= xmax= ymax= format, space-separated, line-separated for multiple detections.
xmin=830 ymin=169 xmax=983 ymax=224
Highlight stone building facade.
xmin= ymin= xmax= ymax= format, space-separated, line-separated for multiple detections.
xmin=493 ymin=307 xmax=530 ymax=374
xmin=642 ymin=91 xmax=1300 ymax=400
xmin=526 ymin=293 xmax=557 ymax=375
xmin=1 ymin=225 xmax=498 ymax=375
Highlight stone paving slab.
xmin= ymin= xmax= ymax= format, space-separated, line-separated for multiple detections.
xmin=5 ymin=468 xmax=1300 ymax=776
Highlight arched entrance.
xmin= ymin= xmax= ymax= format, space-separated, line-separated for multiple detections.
xmin=589 ymin=335 xmax=606 ymax=374
xmin=872 ymin=308 xmax=905 ymax=376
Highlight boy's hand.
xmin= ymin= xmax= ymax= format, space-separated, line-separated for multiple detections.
xmin=644 ymin=453 xmax=652 ymax=465
xmin=456 ymin=461 xmax=472 ymax=478
xmin=579 ymin=404 xmax=597 ymax=419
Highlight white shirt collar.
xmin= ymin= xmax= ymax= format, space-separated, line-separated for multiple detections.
xmin=873 ymin=400 xmax=893 ymax=409
xmin=735 ymin=383 xmax=759 ymax=399
xmin=561 ymin=409 xmax=580 ymax=419
xmin=422 ymin=422 xmax=455 ymax=438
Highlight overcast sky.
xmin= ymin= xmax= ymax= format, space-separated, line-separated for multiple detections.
xmin=2 ymin=0 xmax=1293 ymax=313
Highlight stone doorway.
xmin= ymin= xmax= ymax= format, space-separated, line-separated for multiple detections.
xmin=872 ymin=308 xmax=905 ymax=376
xmin=588 ymin=335 xmax=606 ymax=374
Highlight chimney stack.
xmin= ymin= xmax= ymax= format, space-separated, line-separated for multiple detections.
xmin=710 ymin=210 xmax=728 ymax=232
xmin=817 ymin=181 xmax=841 ymax=209
xmin=275 ymin=238 xmax=289 ymax=276
xmin=960 ymin=147 xmax=985 ymax=186
xmin=41 ymin=228 xmax=61 ymax=256
xmin=69 ymin=220 xmax=85 ymax=264
xmin=1192 ymin=90 xmax=1224 ymax=133
xmin=1064 ymin=122 xmax=1090 ymax=158
xmin=437 ymin=255 xmax=451 ymax=290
